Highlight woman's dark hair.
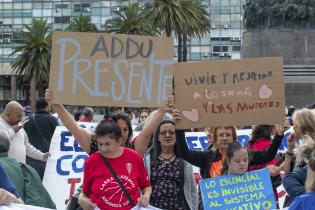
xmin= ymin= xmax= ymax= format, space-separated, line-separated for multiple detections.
xmin=139 ymin=109 xmax=150 ymax=117
xmin=249 ymin=125 xmax=274 ymax=145
xmin=74 ymin=111 xmax=82 ymax=121
xmin=95 ymin=121 xmax=122 ymax=141
xmin=36 ymin=99 xmax=48 ymax=111
xmin=149 ymin=120 xmax=179 ymax=161
xmin=106 ymin=112 xmax=133 ymax=147
xmin=221 ymin=141 xmax=249 ymax=175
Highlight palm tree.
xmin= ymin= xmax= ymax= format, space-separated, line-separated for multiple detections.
xmin=181 ymin=0 xmax=211 ymax=61
xmin=10 ymin=18 xmax=52 ymax=112
xmin=143 ymin=0 xmax=210 ymax=62
xmin=66 ymin=15 xmax=99 ymax=32
xmin=104 ymin=3 xmax=154 ymax=35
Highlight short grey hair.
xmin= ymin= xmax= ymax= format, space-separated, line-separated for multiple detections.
xmin=83 ymin=107 xmax=94 ymax=118
xmin=0 ymin=131 xmax=10 ymax=153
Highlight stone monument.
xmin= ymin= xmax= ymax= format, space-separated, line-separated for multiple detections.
xmin=242 ymin=0 xmax=315 ymax=108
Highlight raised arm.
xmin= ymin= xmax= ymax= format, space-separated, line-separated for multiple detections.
xmin=250 ymin=118 xmax=289 ymax=166
xmin=172 ymin=107 xmax=209 ymax=168
xmin=176 ymin=129 xmax=209 ymax=168
xmin=45 ymin=89 xmax=92 ymax=153
xmin=134 ymin=96 xmax=174 ymax=156
xmin=284 ymin=133 xmax=297 ymax=175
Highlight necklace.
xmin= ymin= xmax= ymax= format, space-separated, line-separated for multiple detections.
xmin=159 ymin=154 xmax=175 ymax=162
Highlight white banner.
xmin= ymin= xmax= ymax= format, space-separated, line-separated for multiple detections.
xmin=43 ymin=123 xmax=96 ymax=210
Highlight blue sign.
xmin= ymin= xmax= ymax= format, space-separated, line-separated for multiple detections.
xmin=185 ymin=129 xmax=295 ymax=152
xmin=200 ymin=168 xmax=276 ymax=210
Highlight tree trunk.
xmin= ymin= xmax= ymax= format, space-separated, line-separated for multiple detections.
xmin=183 ymin=34 xmax=187 ymax=62
xmin=10 ymin=75 xmax=17 ymax=101
xmin=30 ymin=77 xmax=36 ymax=113
xmin=37 ymin=82 xmax=45 ymax=98
xmin=177 ymin=34 xmax=182 ymax=63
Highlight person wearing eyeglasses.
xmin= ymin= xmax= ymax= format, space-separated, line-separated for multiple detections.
xmin=143 ymin=120 xmax=198 ymax=210
xmin=172 ymin=108 xmax=289 ymax=209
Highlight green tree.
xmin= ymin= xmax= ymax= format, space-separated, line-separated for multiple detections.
xmin=66 ymin=15 xmax=99 ymax=32
xmin=10 ymin=18 xmax=52 ymax=112
xmin=181 ymin=0 xmax=211 ymax=61
xmin=143 ymin=0 xmax=210 ymax=62
xmin=104 ymin=3 xmax=154 ymax=35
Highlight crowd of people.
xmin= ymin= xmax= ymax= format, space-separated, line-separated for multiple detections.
xmin=1 ymin=90 xmax=315 ymax=210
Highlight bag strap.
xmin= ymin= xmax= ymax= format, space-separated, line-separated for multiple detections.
xmin=99 ymin=153 xmax=136 ymax=207
xmin=31 ymin=114 xmax=50 ymax=148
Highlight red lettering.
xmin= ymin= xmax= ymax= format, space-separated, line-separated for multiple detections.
xmin=202 ymin=102 xmax=208 ymax=113
xmin=65 ymin=178 xmax=81 ymax=204
xmin=218 ymin=104 xmax=225 ymax=113
xmin=227 ymin=103 xmax=233 ymax=113
xmin=211 ymin=104 xmax=217 ymax=113
xmin=237 ymin=103 xmax=248 ymax=112
xmin=248 ymin=103 xmax=255 ymax=109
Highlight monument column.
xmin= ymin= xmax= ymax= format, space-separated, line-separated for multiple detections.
xmin=242 ymin=0 xmax=315 ymax=107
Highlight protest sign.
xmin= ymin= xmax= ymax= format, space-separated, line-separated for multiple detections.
xmin=174 ymin=57 xmax=285 ymax=129
xmin=49 ymin=31 xmax=174 ymax=107
xmin=184 ymin=127 xmax=294 ymax=152
xmin=200 ymin=168 xmax=276 ymax=210
xmin=43 ymin=123 xmax=96 ymax=210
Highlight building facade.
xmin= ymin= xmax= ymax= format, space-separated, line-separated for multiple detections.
xmin=0 ymin=0 xmax=244 ymax=111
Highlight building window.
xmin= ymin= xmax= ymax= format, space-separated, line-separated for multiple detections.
xmin=212 ymin=46 xmax=229 ymax=52
xmin=54 ymin=16 xmax=71 ymax=24
xmin=13 ymin=3 xmax=22 ymax=10
xmin=213 ymin=46 xmax=221 ymax=52
xmin=232 ymin=46 xmax=241 ymax=51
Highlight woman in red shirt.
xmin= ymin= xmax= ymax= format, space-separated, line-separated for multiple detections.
xmin=248 ymin=125 xmax=277 ymax=171
xmin=81 ymin=121 xmax=152 ymax=210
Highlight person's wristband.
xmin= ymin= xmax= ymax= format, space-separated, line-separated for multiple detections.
xmin=286 ymin=151 xmax=294 ymax=156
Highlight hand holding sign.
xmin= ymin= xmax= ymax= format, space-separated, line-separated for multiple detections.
xmin=45 ymin=89 xmax=53 ymax=104
xmin=163 ymin=95 xmax=175 ymax=112
xmin=172 ymin=107 xmax=183 ymax=125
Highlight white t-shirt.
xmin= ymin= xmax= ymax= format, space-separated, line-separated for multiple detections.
xmin=0 ymin=117 xmax=44 ymax=163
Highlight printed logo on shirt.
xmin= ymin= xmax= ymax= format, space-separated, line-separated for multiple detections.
xmin=99 ymin=175 xmax=135 ymax=208
xmin=126 ymin=163 xmax=132 ymax=175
